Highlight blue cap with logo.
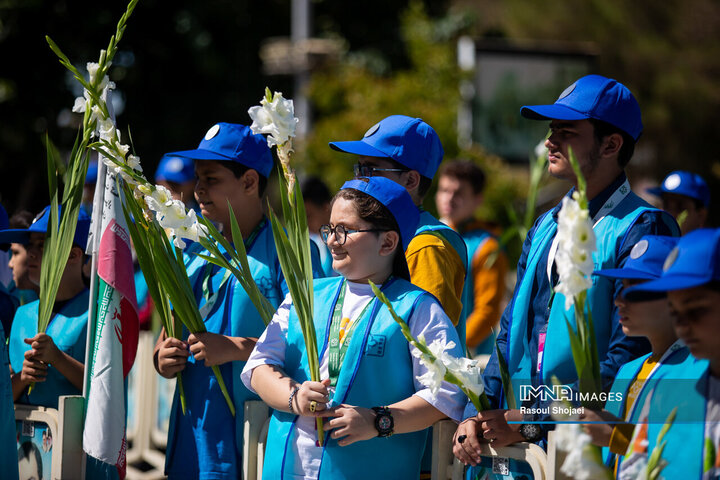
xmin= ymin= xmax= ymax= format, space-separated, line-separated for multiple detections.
xmin=340 ymin=177 xmax=420 ymax=251
xmin=329 ymin=115 xmax=444 ymax=179
xmin=155 ymin=154 xmax=196 ymax=184
xmin=594 ymin=235 xmax=679 ymax=280
xmin=167 ymin=123 xmax=274 ymax=179
xmin=646 ymin=170 xmax=710 ymax=207
xmin=520 ymin=74 xmax=643 ymax=141
xmin=625 ymin=228 xmax=720 ymax=299
xmin=0 ymin=205 xmax=91 ymax=249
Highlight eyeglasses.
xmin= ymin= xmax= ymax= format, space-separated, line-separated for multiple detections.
xmin=353 ymin=163 xmax=408 ymax=178
xmin=319 ymin=224 xmax=388 ymax=245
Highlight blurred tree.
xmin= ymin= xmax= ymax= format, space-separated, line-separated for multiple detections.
xmin=300 ymin=1 xmax=529 ymax=262
xmin=453 ymin=0 xmax=720 ymax=225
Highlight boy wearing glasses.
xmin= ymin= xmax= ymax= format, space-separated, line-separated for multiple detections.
xmin=329 ymin=115 xmax=469 ymax=346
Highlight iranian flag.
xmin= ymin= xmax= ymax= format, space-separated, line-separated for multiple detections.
xmin=83 ymin=158 xmax=139 ymax=479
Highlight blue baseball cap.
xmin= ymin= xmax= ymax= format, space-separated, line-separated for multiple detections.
xmin=646 ymin=171 xmax=710 ymax=207
xmin=340 ymin=177 xmax=420 ymax=251
xmin=0 ymin=205 xmax=91 ymax=249
xmin=155 ymin=154 xmax=195 ymax=184
xmin=520 ymin=74 xmax=643 ymax=141
xmin=625 ymin=228 xmax=720 ymax=298
xmin=594 ymin=235 xmax=679 ymax=280
xmin=167 ymin=123 xmax=274 ymax=179
xmin=329 ymin=115 xmax=444 ymax=179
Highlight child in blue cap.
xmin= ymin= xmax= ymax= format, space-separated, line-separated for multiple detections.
xmin=155 ymin=153 xmax=199 ymax=212
xmin=1 ymin=206 xmax=91 ymax=409
xmin=242 ymin=176 xmax=467 ymax=480
xmin=647 ymin=170 xmax=710 ymax=234
xmin=577 ymin=236 xmax=694 ymax=475
xmin=615 ymin=228 xmax=720 ymax=479
xmin=153 ymin=122 xmax=322 ymax=479
xmin=328 ymin=115 xmax=470 ymax=345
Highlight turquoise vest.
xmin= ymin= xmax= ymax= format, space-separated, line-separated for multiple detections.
xmin=0 ymin=324 xmax=18 ymax=479
xmin=165 ymin=220 xmax=284 ymax=476
xmin=460 ymin=227 xmax=497 ymax=355
xmin=602 ymin=343 xmax=693 ymax=468
xmin=506 ymin=192 xmax=663 ymax=401
xmin=9 ymin=290 xmax=89 ymax=408
xmin=413 ymin=211 xmax=469 ymax=346
xmin=263 ymin=276 xmax=431 ymax=480
xmin=616 ymin=354 xmax=709 ymax=479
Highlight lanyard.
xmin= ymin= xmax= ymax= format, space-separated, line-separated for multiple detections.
xmin=198 ymin=217 xmax=266 ymax=318
xmin=328 ymin=280 xmax=374 ymax=387
xmin=546 ymin=179 xmax=631 ymax=284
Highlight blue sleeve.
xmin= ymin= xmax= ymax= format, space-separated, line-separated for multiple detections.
xmin=600 ymin=210 xmax=679 ymax=389
xmin=480 ymin=217 xmax=536 ymax=412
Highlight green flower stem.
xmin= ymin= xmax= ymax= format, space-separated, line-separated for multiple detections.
xmin=268 ymin=167 xmax=323 ymax=444
xmin=369 ymin=282 xmax=490 ymax=412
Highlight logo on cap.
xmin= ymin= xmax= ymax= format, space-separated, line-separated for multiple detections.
xmin=664 ymin=173 xmax=681 ymax=190
xmin=558 ymin=82 xmax=577 ymax=100
xmin=167 ymin=158 xmax=185 ymax=173
xmin=663 ymin=247 xmax=679 ymax=271
xmin=364 ymin=123 xmax=380 ymax=138
xmin=205 ymin=124 xmax=220 ymax=140
xmin=630 ymin=239 xmax=649 ymax=260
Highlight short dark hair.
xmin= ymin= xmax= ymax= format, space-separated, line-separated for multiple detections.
xmin=19 ymin=441 xmax=43 ymax=478
xmin=216 ymin=161 xmax=268 ymax=197
xmin=301 ymin=176 xmax=332 ymax=206
xmin=9 ymin=210 xmax=34 ymax=229
xmin=384 ymin=158 xmax=433 ymax=198
xmin=438 ymin=161 xmax=486 ymax=194
xmin=589 ymin=118 xmax=636 ymax=169
xmin=332 ymin=187 xmax=410 ymax=281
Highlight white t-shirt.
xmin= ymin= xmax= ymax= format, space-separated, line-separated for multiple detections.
xmin=241 ymin=280 xmax=467 ymax=480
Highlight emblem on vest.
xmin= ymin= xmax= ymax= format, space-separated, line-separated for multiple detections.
xmin=365 ymin=335 xmax=386 ymax=357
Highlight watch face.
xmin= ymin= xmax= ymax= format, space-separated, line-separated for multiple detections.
xmin=521 ymin=424 xmax=540 ymax=440
xmin=378 ymin=415 xmax=392 ymax=431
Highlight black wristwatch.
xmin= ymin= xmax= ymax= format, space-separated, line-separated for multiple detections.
xmin=517 ymin=423 xmax=542 ymax=442
xmin=371 ymin=406 xmax=394 ymax=437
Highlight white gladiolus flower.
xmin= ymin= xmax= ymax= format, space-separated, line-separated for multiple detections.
xmin=101 ymin=156 xmax=122 ymax=176
xmin=248 ymin=91 xmax=298 ymax=147
xmin=447 ymin=356 xmax=485 ymax=397
xmin=412 ymin=336 xmax=456 ymax=398
xmin=97 ymin=117 xmax=116 ymax=141
xmin=555 ymin=423 xmax=609 ymax=480
xmin=87 ymin=62 xmax=100 ymax=83
xmin=555 ymin=194 xmax=597 ymax=309
xmin=127 ymin=154 xmax=143 ymax=173
xmin=72 ymin=96 xmax=88 ymax=113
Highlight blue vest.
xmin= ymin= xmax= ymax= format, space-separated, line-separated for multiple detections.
xmin=0 ymin=323 xmax=18 ymax=479
xmin=165 ymin=220 xmax=284 ymax=479
xmin=413 ymin=211 xmax=469 ymax=346
xmin=460 ymin=227 xmax=498 ymax=355
xmin=505 ymin=192 xmax=661 ymax=403
xmin=9 ymin=290 xmax=89 ymax=408
xmin=613 ymin=351 xmax=709 ymax=479
xmin=263 ymin=276 xmax=431 ymax=480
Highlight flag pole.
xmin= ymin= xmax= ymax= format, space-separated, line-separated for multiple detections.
xmin=82 ymin=91 xmax=113 ymax=399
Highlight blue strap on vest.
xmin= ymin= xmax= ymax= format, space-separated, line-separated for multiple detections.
xmin=165 ymin=221 xmax=282 ymax=477
xmin=505 ymin=192 xmax=663 ymax=405
xmin=263 ymin=277 xmax=430 ymax=480
xmin=614 ymin=353 xmax=709 ymax=479
xmin=414 ymin=211 xmax=468 ymax=346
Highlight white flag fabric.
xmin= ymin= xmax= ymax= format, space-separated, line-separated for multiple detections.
xmin=83 ymin=160 xmax=139 ymax=478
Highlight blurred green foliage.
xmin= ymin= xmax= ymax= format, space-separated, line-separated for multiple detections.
xmin=298 ymin=1 xmax=534 ymax=264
